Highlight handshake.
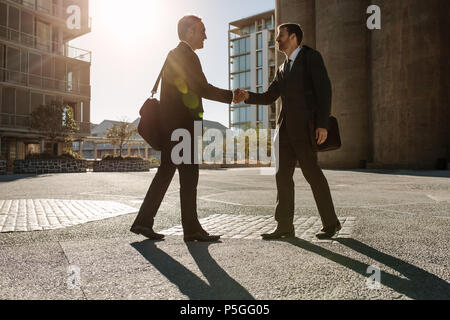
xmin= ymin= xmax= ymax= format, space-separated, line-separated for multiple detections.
xmin=232 ymin=89 xmax=249 ymax=104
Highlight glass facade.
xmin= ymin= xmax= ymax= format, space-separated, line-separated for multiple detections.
xmin=231 ymin=36 xmax=250 ymax=56
xmin=231 ymin=54 xmax=250 ymax=73
xmin=229 ymin=11 xmax=275 ymax=130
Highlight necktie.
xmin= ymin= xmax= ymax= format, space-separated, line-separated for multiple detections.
xmin=285 ymin=59 xmax=292 ymax=78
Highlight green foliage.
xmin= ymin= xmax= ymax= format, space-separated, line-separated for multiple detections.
xmin=105 ymin=122 xmax=138 ymax=157
xmin=30 ymin=101 xmax=79 ymax=156
xmin=148 ymin=157 xmax=161 ymax=165
xmin=102 ymin=155 xmax=144 ymax=161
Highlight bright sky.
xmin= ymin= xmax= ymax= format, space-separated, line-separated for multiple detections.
xmin=70 ymin=0 xmax=275 ymax=127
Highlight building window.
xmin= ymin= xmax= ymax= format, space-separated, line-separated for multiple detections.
xmin=37 ymin=0 xmax=52 ymax=14
xmin=232 ymin=106 xmax=252 ymax=124
xmin=36 ymin=20 xmax=51 ymax=52
xmin=231 ymin=37 xmax=251 ymax=56
xmin=257 ymin=69 xmax=263 ymax=86
xmin=232 ymin=71 xmax=251 ymax=90
xmin=16 ymin=89 xmax=29 ymax=116
xmin=29 ymin=53 xmax=42 ymax=87
xmin=6 ymin=47 xmax=21 ymax=83
xmin=23 ymin=0 xmax=36 ymax=9
xmin=21 ymin=11 xmax=34 ymax=46
xmin=0 ymin=3 xmax=7 ymax=35
xmin=257 ymin=51 xmax=263 ymax=68
xmin=256 ymin=33 xmax=262 ymax=50
xmin=257 ymin=105 xmax=265 ymax=122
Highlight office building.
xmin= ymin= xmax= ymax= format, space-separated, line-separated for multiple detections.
xmin=0 ymin=0 xmax=91 ymax=169
xmin=228 ymin=10 xmax=276 ymax=132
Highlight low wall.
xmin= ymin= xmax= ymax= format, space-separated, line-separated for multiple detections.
xmin=0 ymin=160 xmax=7 ymax=175
xmin=93 ymin=159 xmax=151 ymax=172
xmin=13 ymin=159 xmax=88 ymax=174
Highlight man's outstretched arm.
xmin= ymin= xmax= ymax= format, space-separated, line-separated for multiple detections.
xmin=241 ymin=69 xmax=281 ymax=105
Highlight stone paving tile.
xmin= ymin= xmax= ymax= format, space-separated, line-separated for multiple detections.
xmin=160 ymin=214 xmax=356 ymax=244
xmin=0 ymin=199 xmax=137 ymax=233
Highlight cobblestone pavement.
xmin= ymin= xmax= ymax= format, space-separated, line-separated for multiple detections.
xmin=0 ymin=199 xmax=136 ymax=233
xmin=161 ymin=214 xmax=356 ymax=243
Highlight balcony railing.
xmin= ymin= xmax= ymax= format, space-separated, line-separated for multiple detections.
xmin=8 ymin=0 xmax=92 ymax=30
xmin=9 ymin=0 xmax=64 ymax=19
xmin=1 ymin=67 xmax=91 ymax=97
xmin=0 ymin=26 xmax=92 ymax=63
xmin=0 ymin=113 xmax=91 ymax=134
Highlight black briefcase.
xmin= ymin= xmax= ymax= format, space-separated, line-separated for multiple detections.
xmin=309 ymin=116 xmax=342 ymax=152
xmin=138 ymin=98 xmax=163 ymax=151
xmin=137 ymin=59 xmax=167 ymax=151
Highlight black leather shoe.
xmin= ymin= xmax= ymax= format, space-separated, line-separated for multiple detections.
xmin=316 ymin=222 xmax=342 ymax=239
xmin=130 ymin=226 xmax=165 ymax=240
xmin=184 ymin=232 xmax=221 ymax=242
xmin=261 ymin=225 xmax=295 ymax=240
xmin=320 ymin=220 xmax=342 ymax=233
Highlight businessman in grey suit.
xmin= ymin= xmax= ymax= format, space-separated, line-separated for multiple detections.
xmin=235 ymin=23 xmax=341 ymax=239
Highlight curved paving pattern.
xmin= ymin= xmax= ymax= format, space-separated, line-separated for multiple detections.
xmin=0 ymin=200 xmax=137 ymax=233
xmin=161 ymin=214 xmax=356 ymax=243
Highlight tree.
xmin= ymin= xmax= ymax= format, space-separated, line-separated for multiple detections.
xmin=105 ymin=121 xmax=138 ymax=157
xmin=30 ymin=101 xmax=79 ymax=156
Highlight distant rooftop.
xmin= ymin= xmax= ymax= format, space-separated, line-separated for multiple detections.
xmin=229 ymin=10 xmax=275 ymax=29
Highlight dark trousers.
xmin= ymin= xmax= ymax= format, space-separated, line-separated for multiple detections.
xmin=275 ymin=122 xmax=338 ymax=229
xmin=131 ymin=142 xmax=202 ymax=235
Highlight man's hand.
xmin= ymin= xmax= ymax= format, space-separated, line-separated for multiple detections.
xmin=233 ymin=89 xmax=249 ymax=104
xmin=316 ymin=128 xmax=328 ymax=145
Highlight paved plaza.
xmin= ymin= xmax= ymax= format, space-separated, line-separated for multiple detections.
xmin=0 ymin=168 xmax=449 ymax=300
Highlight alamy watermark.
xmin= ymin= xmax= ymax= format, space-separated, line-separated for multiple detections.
xmin=366 ymin=265 xmax=381 ymax=289
xmin=367 ymin=5 xmax=381 ymax=30
xmin=67 ymin=265 xmax=81 ymax=290
xmin=170 ymin=121 xmax=280 ymax=175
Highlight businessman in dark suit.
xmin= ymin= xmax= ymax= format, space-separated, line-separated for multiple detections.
xmin=131 ymin=15 xmax=236 ymax=242
xmin=235 ymin=23 xmax=341 ymax=239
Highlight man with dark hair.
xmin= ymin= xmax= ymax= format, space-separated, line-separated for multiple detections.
xmin=131 ymin=15 xmax=238 ymax=242
xmin=235 ymin=23 xmax=341 ymax=239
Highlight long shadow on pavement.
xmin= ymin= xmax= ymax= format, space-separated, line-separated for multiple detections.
xmin=131 ymin=240 xmax=254 ymax=300
xmin=282 ymin=237 xmax=450 ymax=300
xmin=0 ymin=174 xmax=42 ymax=182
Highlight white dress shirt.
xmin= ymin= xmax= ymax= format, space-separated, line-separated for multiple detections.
xmin=287 ymin=46 xmax=302 ymax=71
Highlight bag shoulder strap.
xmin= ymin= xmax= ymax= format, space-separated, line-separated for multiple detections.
xmin=151 ymin=58 xmax=169 ymax=98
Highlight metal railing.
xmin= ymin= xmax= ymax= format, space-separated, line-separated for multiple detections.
xmin=8 ymin=0 xmax=92 ymax=30
xmin=0 ymin=67 xmax=91 ymax=97
xmin=0 ymin=112 xmax=91 ymax=134
xmin=9 ymin=0 xmax=65 ymax=19
xmin=0 ymin=25 xmax=92 ymax=63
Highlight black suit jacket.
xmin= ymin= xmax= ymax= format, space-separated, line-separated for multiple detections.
xmin=160 ymin=42 xmax=233 ymax=138
xmin=246 ymin=45 xmax=332 ymax=141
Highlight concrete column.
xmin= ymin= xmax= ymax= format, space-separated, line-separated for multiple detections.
xmin=57 ymin=0 xmax=63 ymax=17
xmin=275 ymin=0 xmax=316 ymax=119
xmin=145 ymin=145 xmax=149 ymax=159
xmin=94 ymin=143 xmax=98 ymax=160
xmin=314 ymin=0 xmax=370 ymax=169
xmin=40 ymin=139 xmax=45 ymax=153
xmin=79 ymin=141 xmax=83 ymax=158
xmin=370 ymin=0 xmax=449 ymax=169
